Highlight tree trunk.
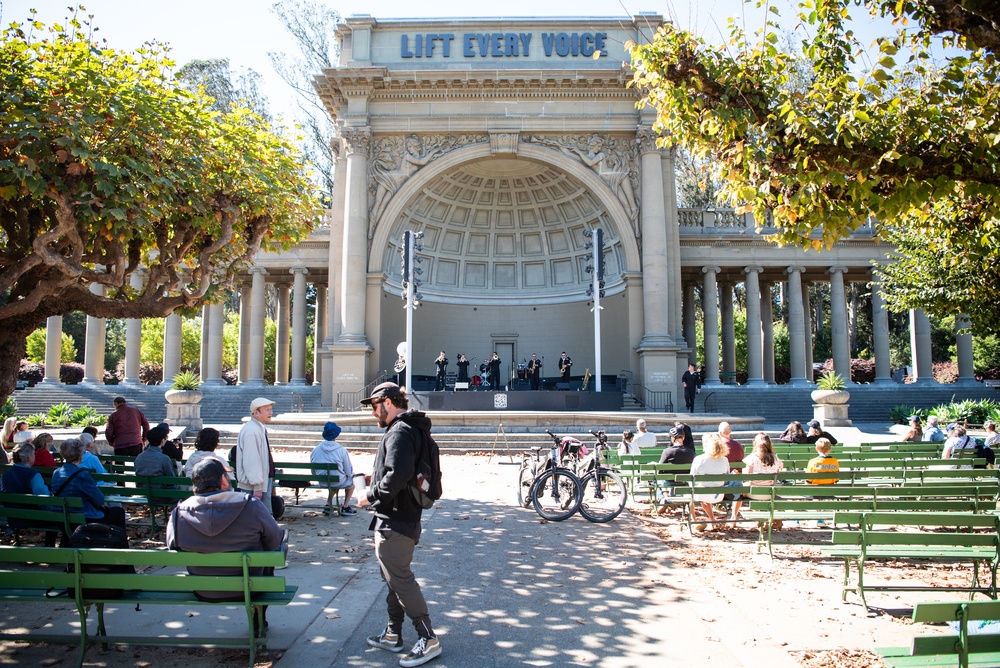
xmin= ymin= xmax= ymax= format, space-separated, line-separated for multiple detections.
xmin=0 ymin=322 xmax=36 ymax=408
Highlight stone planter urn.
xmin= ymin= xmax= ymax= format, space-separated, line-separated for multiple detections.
xmin=811 ymin=389 xmax=852 ymax=427
xmin=164 ymin=389 xmax=203 ymax=430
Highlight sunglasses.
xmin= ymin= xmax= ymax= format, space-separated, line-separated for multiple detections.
xmin=369 ymin=398 xmax=386 ymax=408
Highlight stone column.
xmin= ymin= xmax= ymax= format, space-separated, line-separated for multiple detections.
xmin=956 ymin=313 xmax=976 ymax=384
xmin=338 ymin=126 xmax=371 ymax=345
xmin=275 ymin=284 xmax=291 ymax=385
xmin=870 ymin=271 xmax=893 ymax=385
xmin=802 ymin=281 xmax=814 ymax=381
xmin=238 ymin=282 xmax=251 ymax=384
xmin=289 ymin=267 xmax=309 ymax=385
xmin=744 ymin=267 xmax=764 ymax=385
xmin=203 ymin=302 xmax=225 ymax=386
xmin=910 ymin=308 xmax=934 ymax=384
xmin=720 ymin=281 xmax=736 ymax=383
xmin=314 ymin=284 xmax=327 ymax=385
xmin=199 ymin=304 xmax=211 ymax=378
xmin=829 ymin=267 xmax=851 ymax=382
xmin=760 ymin=281 xmax=775 ymax=383
xmin=661 ymin=147 xmax=683 ymax=341
xmin=123 ymin=270 xmax=144 ymax=385
xmin=786 ymin=267 xmax=808 ymax=385
xmin=245 ymin=267 xmax=267 ymax=386
xmin=162 ymin=313 xmax=182 ymax=386
xmin=82 ymin=282 xmax=106 ymax=384
xmin=702 ymin=267 xmax=721 ymax=385
xmin=42 ymin=315 xmax=63 ymax=384
xmin=683 ymin=282 xmax=697 ymax=364
xmin=637 ymin=129 xmax=672 ymax=346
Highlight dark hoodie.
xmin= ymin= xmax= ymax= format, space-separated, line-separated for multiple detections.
xmin=367 ymin=409 xmax=433 ymax=541
xmin=166 ymin=489 xmax=283 ymax=600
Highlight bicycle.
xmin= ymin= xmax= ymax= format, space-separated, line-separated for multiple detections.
xmin=516 ymin=445 xmax=545 ymax=508
xmin=527 ymin=430 xmax=584 ymax=521
xmin=575 ymin=430 xmax=628 ymax=523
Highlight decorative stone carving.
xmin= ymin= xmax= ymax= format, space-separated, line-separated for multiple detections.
xmin=489 ymin=132 xmax=520 ymax=155
xmin=636 ymin=126 xmax=661 ymax=154
xmin=367 ymin=133 xmax=487 ymax=229
xmin=340 ymin=126 xmax=371 ymax=157
xmin=524 ymin=134 xmax=640 ymax=234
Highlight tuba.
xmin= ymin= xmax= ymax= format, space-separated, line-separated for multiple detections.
xmin=393 ymin=358 xmax=406 ymax=373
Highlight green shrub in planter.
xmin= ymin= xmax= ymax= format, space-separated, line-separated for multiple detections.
xmin=171 ymin=371 xmax=202 ymax=391
xmin=815 ymin=372 xmax=846 ymax=391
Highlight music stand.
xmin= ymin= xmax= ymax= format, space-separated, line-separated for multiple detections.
xmin=488 ymin=422 xmax=516 ymax=464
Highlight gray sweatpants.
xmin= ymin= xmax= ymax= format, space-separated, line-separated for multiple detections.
xmin=374 ymin=528 xmax=434 ymax=638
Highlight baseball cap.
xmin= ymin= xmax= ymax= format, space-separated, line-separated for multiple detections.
xmin=807 ymin=419 xmax=821 ymax=429
xmin=946 ymin=422 xmax=958 ymax=432
xmin=191 ymin=458 xmax=234 ymax=492
xmin=668 ymin=426 xmax=685 ymax=439
xmin=908 ymin=415 xmax=920 ymax=423
xmin=360 ymin=382 xmax=405 ymax=406
xmin=250 ymin=397 xmax=276 ymax=413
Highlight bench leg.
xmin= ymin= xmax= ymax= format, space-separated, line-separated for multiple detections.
xmin=840 ymin=558 xmax=851 ymax=602
xmin=856 ymin=559 xmax=869 ymax=611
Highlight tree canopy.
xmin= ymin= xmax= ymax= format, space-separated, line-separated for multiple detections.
xmin=629 ymin=0 xmax=1000 ymax=334
xmin=0 ymin=11 xmax=318 ymax=404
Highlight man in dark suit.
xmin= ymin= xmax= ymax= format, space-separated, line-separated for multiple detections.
xmin=527 ymin=354 xmax=542 ymax=390
xmin=487 ymin=353 xmax=502 ymax=390
xmin=558 ymin=352 xmax=573 ymax=381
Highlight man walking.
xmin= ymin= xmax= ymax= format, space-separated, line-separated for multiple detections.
xmin=682 ymin=363 xmax=701 ymax=412
xmin=360 ymin=382 xmax=442 ymax=667
xmin=236 ymin=398 xmax=276 ymax=515
xmin=105 ymin=396 xmax=150 ymax=457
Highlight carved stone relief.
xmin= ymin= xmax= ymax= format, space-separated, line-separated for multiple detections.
xmin=367 ymin=133 xmax=487 ymax=232
xmin=523 ymin=134 xmax=641 ymax=237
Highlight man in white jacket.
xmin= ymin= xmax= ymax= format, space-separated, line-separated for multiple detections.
xmin=310 ymin=421 xmax=357 ymax=516
xmin=237 ymin=397 xmax=276 ymax=514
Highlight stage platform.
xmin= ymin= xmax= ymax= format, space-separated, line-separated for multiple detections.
xmin=407 ymin=390 xmax=622 ymax=412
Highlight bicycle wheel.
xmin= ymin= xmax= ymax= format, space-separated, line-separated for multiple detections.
xmin=531 ymin=469 xmax=582 ymax=521
xmin=578 ymin=468 xmax=628 ymax=523
xmin=516 ymin=460 xmax=536 ymax=508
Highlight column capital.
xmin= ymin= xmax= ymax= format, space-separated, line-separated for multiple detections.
xmin=785 ymin=265 xmax=805 ymax=276
xmin=289 ymin=266 xmax=309 ymax=276
xmin=743 ymin=265 xmax=764 ymax=275
xmin=702 ymin=266 xmax=721 ymax=275
xmin=341 ymin=125 xmax=372 ymax=157
xmin=635 ymin=126 xmax=661 ymax=154
xmin=248 ymin=266 xmax=267 ymax=276
xmin=827 ymin=266 xmax=849 ymax=276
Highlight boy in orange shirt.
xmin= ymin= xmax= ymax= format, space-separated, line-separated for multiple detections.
xmin=806 ymin=438 xmax=839 ymax=484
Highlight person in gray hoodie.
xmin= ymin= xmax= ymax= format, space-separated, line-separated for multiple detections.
xmin=166 ymin=458 xmax=285 ymax=615
xmin=310 ymin=421 xmax=357 ymax=516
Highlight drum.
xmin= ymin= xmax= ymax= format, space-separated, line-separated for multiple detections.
xmin=516 ymin=364 xmax=527 ymax=380
xmin=471 ymin=375 xmax=482 ymax=386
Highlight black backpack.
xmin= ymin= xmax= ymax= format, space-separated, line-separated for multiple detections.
xmin=67 ymin=523 xmax=134 ymax=599
xmin=410 ymin=431 xmax=443 ymax=509
xmin=974 ymin=438 xmax=997 ymax=469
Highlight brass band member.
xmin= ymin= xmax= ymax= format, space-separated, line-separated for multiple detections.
xmin=527 ymin=354 xmax=542 ymax=390
xmin=487 ymin=352 xmax=502 ymax=390
xmin=434 ymin=352 xmax=448 ymax=391
xmin=558 ymin=352 xmax=573 ymax=381
xmin=456 ymin=354 xmax=470 ymax=383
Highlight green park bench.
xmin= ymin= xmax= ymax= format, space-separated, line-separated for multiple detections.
xmin=820 ymin=511 xmax=1000 ymax=611
xmin=271 ymin=461 xmax=344 ymax=510
xmin=92 ymin=472 xmax=194 ymax=537
xmin=0 ymin=493 xmax=86 ymax=545
xmin=0 ymin=544 xmax=295 ymax=668
xmin=879 ymin=600 xmax=1000 ymax=668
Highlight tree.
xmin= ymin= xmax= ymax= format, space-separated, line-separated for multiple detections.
xmin=24 ymin=328 xmax=77 ymax=363
xmin=269 ymin=0 xmax=341 ymax=205
xmin=177 ymin=58 xmax=271 ymax=120
xmin=0 ymin=11 xmax=318 ymax=405
xmin=629 ymin=0 xmax=1000 ymax=334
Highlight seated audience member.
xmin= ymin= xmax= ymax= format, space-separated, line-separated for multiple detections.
xmin=806 ymin=438 xmax=840 ymax=484
xmin=778 ymin=421 xmax=808 ymax=444
xmin=922 ymin=415 xmax=946 ymax=442
xmin=154 ymin=422 xmax=184 ymax=468
xmin=900 ymin=416 xmax=922 ymax=442
xmin=633 ymin=419 xmax=657 ymax=449
xmin=659 ymin=425 xmax=696 ymax=467
xmin=674 ymin=421 xmax=695 ymax=450
xmin=78 ymin=432 xmax=113 ymax=487
xmin=942 ymin=423 xmax=976 ymax=468
xmin=30 ymin=432 xmax=57 ymax=468
xmin=0 ymin=442 xmax=59 ymax=546
xmin=618 ymin=430 xmax=637 ymax=456
xmin=718 ymin=422 xmax=745 ymax=524
xmin=743 ymin=433 xmax=785 ymax=489
xmin=805 ymin=419 xmax=838 ymax=445
xmin=985 ymin=421 xmax=1000 ymax=449
xmin=51 ymin=438 xmax=126 ymax=529
xmin=183 ymin=428 xmax=231 ymax=481
xmin=134 ymin=425 xmax=179 ymax=501
xmin=690 ymin=433 xmax=731 ymax=532
xmin=1 ymin=417 xmax=16 ymax=445
xmin=310 ymin=421 xmax=357 ymax=516
xmin=166 ymin=458 xmax=285 ymax=634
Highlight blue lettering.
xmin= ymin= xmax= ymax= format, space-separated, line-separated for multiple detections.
xmin=491 ymin=33 xmax=504 ymax=57
xmin=425 ymin=33 xmax=436 ymax=57
xmin=505 ymin=33 xmax=518 ymax=56
xmin=571 ymin=32 xmax=579 ymax=56
xmin=520 ymin=33 xmax=532 ymax=56
xmin=542 ymin=32 xmax=555 ymax=56
xmin=555 ymin=33 xmax=570 ymax=56
xmin=401 ymin=34 xmax=414 ymax=58
xmin=463 ymin=34 xmax=475 ymax=57
xmin=441 ymin=33 xmax=454 ymax=57
xmin=595 ymin=32 xmax=607 ymax=56
xmin=415 ymin=34 xmax=423 ymax=58
xmin=476 ymin=33 xmax=489 ymax=57
xmin=580 ymin=32 xmax=595 ymax=57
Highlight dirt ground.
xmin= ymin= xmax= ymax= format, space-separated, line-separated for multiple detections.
xmin=0 ymin=449 xmax=981 ymax=667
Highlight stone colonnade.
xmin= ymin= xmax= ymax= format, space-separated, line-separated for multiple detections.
xmin=40 ymin=267 xmax=327 ymax=388
xmin=690 ymin=267 xmax=977 ymax=385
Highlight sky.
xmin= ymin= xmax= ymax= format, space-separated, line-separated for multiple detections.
xmin=1 ymin=0 xmax=891 ymax=126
